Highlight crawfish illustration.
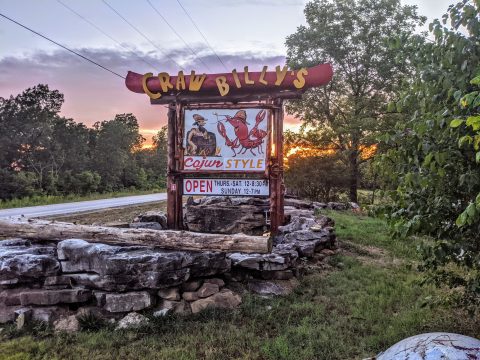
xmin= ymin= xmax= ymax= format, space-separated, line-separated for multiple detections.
xmin=215 ymin=109 xmax=267 ymax=156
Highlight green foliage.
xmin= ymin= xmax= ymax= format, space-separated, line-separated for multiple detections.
xmin=377 ymin=0 xmax=480 ymax=309
xmin=77 ymin=313 xmax=107 ymax=332
xmin=286 ymin=152 xmax=349 ymax=201
xmin=285 ymin=0 xmax=424 ymax=202
xmin=0 ymin=85 xmax=168 ymax=201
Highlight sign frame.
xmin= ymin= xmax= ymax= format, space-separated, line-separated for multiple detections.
xmin=179 ymin=103 xmax=273 ymax=175
xmin=166 ymin=99 xmax=284 ymax=234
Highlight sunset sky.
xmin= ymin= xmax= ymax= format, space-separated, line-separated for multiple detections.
xmin=1 ymin=0 xmax=454 ymax=145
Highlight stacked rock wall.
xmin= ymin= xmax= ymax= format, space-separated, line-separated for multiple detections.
xmin=0 ymin=198 xmax=337 ymax=328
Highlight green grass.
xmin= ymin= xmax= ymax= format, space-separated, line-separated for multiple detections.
xmin=0 ymin=211 xmax=478 ymax=360
xmin=322 ymin=210 xmax=422 ymax=259
xmin=0 ymin=189 xmax=166 ymax=210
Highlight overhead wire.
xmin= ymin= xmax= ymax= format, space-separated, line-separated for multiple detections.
xmin=101 ymin=0 xmax=182 ymax=69
xmin=56 ymin=0 xmax=160 ymax=71
xmin=0 ymin=12 xmax=125 ymax=79
xmin=175 ymin=0 xmax=228 ymax=71
xmin=145 ymin=0 xmax=211 ymax=71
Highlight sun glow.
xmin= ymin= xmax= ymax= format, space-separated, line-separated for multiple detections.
xmin=285 ymin=144 xmax=377 ymax=163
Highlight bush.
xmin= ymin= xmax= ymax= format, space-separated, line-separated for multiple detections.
xmin=59 ymin=170 xmax=101 ymax=195
xmin=286 ymin=152 xmax=349 ymax=202
xmin=0 ymin=169 xmax=37 ymax=200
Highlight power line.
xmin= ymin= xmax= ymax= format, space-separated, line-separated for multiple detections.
xmin=175 ymin=0 xmax=228 ymax=71
xmin=101 ymin=0 xmax=182 ymax=69
xmin=145 ymin=0 xmax=211 ymax=71
xmin=56 ymin=0 xmax=159 ymax=71
xmin=0 ymin=12 xmax=125 ymax=79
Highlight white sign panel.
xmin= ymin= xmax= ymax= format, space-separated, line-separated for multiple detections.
xmin=183 ymin=178 xmax=269 ymax=196
xmin=183 ymin=108 xmax=268 ymax=172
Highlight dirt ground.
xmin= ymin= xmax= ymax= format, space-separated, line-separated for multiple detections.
xmin=42 ymin=201 xmax=167 ymax=225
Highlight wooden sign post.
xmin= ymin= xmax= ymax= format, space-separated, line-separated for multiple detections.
xmin=125 ymin=64 xmax=333 ymax=235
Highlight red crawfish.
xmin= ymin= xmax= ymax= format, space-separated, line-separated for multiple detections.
xmin=215 ymin=110 xmax=267 ymax=156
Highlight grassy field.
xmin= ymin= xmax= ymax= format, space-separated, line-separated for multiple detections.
xmin=0 ymin=211 xmax=478 ymax=360
xmin=0 ymin=189 xmax=166 ymax=210
xmin=42 ymin=202 xmax=167 ymax=225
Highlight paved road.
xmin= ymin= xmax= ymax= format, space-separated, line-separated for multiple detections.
xmin=0 ymin=193 xmax=167 ymax=219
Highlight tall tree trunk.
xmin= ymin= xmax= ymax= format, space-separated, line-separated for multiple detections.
xmin=348 ymin=142 xmax=359 ymax=203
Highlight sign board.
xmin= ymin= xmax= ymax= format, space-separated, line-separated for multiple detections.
xmin=183 ymin=178 xmax=269 ymax=196
xmin=126 ymin=64 xmax=334 ymax=103
xmin=183 ymin=108 xmax=268 ymax=172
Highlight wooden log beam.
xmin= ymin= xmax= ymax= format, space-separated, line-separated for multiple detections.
xmin=0 ymin=218 xmax=272 ymax=254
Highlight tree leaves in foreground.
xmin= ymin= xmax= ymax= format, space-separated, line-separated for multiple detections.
xmin=285 ymin=0 xmax=425 ymax=202
xmin=378 ymin=0 xmax=480 ymax=309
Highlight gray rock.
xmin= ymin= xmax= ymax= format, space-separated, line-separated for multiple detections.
xmin=227 ymin=253 xmax=263 ymax=270
xmin=197 ymin=283 xmax=219 ymax=298
xmin=93 ymin=291 xmax=107 ymax=307
xmin=228 ymin=248 xmax=298 ymax=272
xmin=190 ymin=289 xmax=242 ymax=314
xmin=247 ymin=279 xmax=299 ymax=296
xmin=158 ymin=299 xmax=191 ymax=315
xmin=57 ymin=239 xmax=230 ymax=290
xmin=181 ymin=280 xmax=203 ymax=292
xmin=0 ymin=242 xmax=60 ymax=284
xmin=204 ymin=278 xmax=225 ymax=288
xmin=75 ymin=306 xmax=111 ymax=320
xmin=103 ymin=222 xmax=130 ymax=228
xmin=0 ymin=305 xmax=21 ymax=323
xmin=18 ymin=289 xmax=91 ymax=306
xmin=349 ymin=202 xmax=360 ymax=210
xmin=198 ymin=196 xmax=229 ymax=206
xmin=153 ymin=308 xmax=170 ymax=317
xmin=133 ymin=211 xmax=167 ymax=229
xmin=116 ymin=312 xmax=148 ymax=330
xmin=278 ymin=216 xmax=317 ymax=234
xmin=327 ymin=202 xmax=348 ymax=210
xmin=229 ymin=197 xmax=269 ymax=207
xmin=184 ymin=201 xmax=267 ymax=235
xmin=129 ymin=222 xmax=163 ymax=230
xmin=15 ymin=308 xmax=32 ymax=330
xmin=186 ymin=196 xmax=201 ymax=206
xmin=157 ymin=288 xmax=180 ymax=301
xmin=315 ymin=215 xmax=335 ymax=228
xmin=104 ymin=292 xmax=152 ymax=313
xmin=284 ymin=198 xmax=314 ymax=209
xmin=260 ymin=270 xmax=294 ymax=280
xmin=182 ymin=291 xmax=199 ymax=301
xmin=282 ymin=230 xmax=333 ymax=257
xmin=53 ymin=315 xmax=79 ymax=333
xmin=0 ymin=239 xmax=31 ymax=247
xmin=284 ymin=208 xmax=315 ymax=219
xmin=31 ymin=306 xmax=69 ymax=324
xmin=312 ymin=202 xmax=327 ymax=210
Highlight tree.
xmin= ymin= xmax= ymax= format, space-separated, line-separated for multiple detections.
xmin=91 ymin=113 xmax=145 ymax=191
xmin=286 ymin=151 xmax=349 ymax=201
xmin=0 ymin=85 xmax=166 ymax=200
xmin=378 ymin=0 xmax=480 ymax=308
xmin=133 ymin=126 xmax=168 ymax=189
xmin=0 ymin=84 xmax=64 ymax=193
xmin=285 ymin=0 xmax=424 ymax=202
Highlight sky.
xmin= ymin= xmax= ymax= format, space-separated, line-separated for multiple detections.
xmin=0 ymin=0 xmax=456 ymax=145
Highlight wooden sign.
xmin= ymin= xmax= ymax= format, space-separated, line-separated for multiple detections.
xmin=125 ymin=64 xmax=333 ymax=103
xmin=183 ymin=178 xmax=269 ymax=196
xmin=183 ymin=108 xmax=268 ymax=172
xmin=125 ymin=63 xmax=334 ymax=234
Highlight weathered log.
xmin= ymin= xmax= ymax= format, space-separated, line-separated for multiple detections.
xmin=0 ymin=218 xmax=272 ymax=254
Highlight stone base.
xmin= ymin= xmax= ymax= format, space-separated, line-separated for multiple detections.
xmin=0 ymin=197 xmax=337 ymax=327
